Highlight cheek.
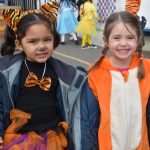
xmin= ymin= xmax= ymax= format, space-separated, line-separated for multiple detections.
xmin=108 ymin=42 xmax=117 ymax=49
xmin=24 ymin=50 xmax=34 ymax=57
xmin=107 ymin=38 xmax=117 ymax=46
xmin=49 ymin=43 xmax=54 ymax=49
xmin=130 ymin=42 xmax=138 ymax=49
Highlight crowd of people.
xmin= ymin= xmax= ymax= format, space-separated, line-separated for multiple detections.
xmin=0 ymin=0 xmax=149 ymax=150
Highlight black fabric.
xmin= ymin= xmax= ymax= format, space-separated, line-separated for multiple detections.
xmin=15 ymin=59 xmax=61 ymax=134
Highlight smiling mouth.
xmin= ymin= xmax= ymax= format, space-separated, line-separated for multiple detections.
xmin=117 ymin=48 xmax=129 ymax=51
xmin=117 ymin=49 xmax=130 ymax=52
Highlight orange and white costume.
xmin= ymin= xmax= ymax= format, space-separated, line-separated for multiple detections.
xmin=88 ymin=54 xmax=150 ymax=150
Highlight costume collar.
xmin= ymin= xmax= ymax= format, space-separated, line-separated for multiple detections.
xmin=100 ymin=53 xmax=140 ymax=71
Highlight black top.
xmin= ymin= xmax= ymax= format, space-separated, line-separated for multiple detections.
xmin=15 ymin=59 xmax=61 ymax=134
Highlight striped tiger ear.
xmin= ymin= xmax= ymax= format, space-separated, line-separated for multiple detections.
xmin=40 ymin=0 xmax=59 ymax=23
xmin=2 ymin=9 xmax=22 ymax=32
xmin=2 ymin=1 xmax=59 ymax=32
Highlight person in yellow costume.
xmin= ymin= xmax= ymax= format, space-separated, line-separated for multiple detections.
xmin=76 ymin=0 xmax=99 ymax=49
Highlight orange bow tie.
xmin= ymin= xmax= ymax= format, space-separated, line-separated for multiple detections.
xmin=25 ymin=72 xmax=51 ymax=91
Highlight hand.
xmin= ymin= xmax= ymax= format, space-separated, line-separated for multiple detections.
xmin=0 ymin=137 xmax=3 ymax=150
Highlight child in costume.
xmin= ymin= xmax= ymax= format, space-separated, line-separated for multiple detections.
xmin=0 ymin=2 xmax=69 ymax=150
xmin=56 ymin=0 xmax=79 ymax=45
xmin=88 ymin=11 xmax=150 ymax=150
xmin=75 ymin=0 xmax=99 ymax=49
xmin=0 ymin=2 xmax=100 ymax=150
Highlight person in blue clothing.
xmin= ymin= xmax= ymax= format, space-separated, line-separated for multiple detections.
xmin=0 ymin=2 xmax=100 ymax=150
xmin=56 ymin=0 xmax=79 ymax=45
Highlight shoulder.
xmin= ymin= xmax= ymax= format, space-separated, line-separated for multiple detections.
xmin=88 ymin=64 xmax=101 ymax=80
xmin=143 ymin=58 xmax=150 ymax=63
xmin=48 ymin=57 xmax=76 ymax=73
xmin=0 ymin=52 xmax=24 ymax=71
xmin=143 ymin=58 xmax=150 ymax=69
xmin=48 ymin=57 xmax=87 ymax=85
xmin=142 ymin=58 xmax=150 ymax=74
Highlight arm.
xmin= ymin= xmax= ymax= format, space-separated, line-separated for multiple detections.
xmin=92 ymin=4 xmax=99 ymax=20
xmin=147 ymin=95 xmax=150 ymax=145
xmin=80 ymin=79 xmax=100 ymax=150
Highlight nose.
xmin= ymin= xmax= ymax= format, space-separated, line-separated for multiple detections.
xmin=120 ymin=39 xmax=128 ymax=46
xmin=38 ymin=42 xmax=45 ymax=51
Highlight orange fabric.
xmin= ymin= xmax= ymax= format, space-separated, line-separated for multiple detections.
xmin=8 ymin=132 xmax=43 ymax=150
xmin=3 ymin=109 xmax=31 ymax=146
xmin=138 ymin=60 xmax=150 ymax=150
xmin=121 ymin=70 xmax=129 ymax=82
xmin=2 ymin=1 xmax=59 ymax=32
xmin=25 ymin=72 xmax=51 ymax=91
xmin=125 ymin=0 xmax=141 ymax=15
xmin=47 ymin=122 xmax=68 ymax=150
xmin=3 ymin=109 xmax=68 ymax=150
xmin=88 ymin=53 xmax=150 ymax=150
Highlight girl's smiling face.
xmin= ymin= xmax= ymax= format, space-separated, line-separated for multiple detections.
xmin=104 ymin=22 xmax=139 ymax=68
xmin=16 ymin=23 xmax=54 ymax=63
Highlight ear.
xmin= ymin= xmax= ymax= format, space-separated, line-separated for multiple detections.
xmin=103 ymin=36 xmax=108 ymax=48
xmin=15 ymin=40 xmax=23 ymax=51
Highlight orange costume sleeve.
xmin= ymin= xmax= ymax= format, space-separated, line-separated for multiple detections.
xmin=125 ymin=0 xmax=141 ymax=15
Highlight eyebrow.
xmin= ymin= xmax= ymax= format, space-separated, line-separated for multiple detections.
xmin=27 ymin=35 xmax=53 ymax=40
xmin=112 ymin=34 xmax=136 ymax=37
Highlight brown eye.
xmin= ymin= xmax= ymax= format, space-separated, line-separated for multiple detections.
xmin=45 ymin=38 xmax=52 ymax=42
xmin=29 ymin=41 xmax=36 ymax=43
xmin=128 ymin=36 xmax=135 ymax=39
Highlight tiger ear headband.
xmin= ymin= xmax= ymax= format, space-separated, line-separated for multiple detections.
xmin=2 ymin=0 xmax=59 ymax=32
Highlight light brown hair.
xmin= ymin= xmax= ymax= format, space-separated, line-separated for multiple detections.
xmin=88 ymin=11 xmax=144 ymax=79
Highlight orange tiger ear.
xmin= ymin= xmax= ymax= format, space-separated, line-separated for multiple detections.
xmin=2 ymin=0 xmax=59 ymax=32
xmin=2 ymin=9 xmax=22 ymax=32
xmin=40 ymin=1 xmax=59 ymax=23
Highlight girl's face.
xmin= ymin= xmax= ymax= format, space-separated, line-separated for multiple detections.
xmin=17 ymin=23 xmax=54 ymax=63
xmin=104 ymin=22 xmax=139 ymax=68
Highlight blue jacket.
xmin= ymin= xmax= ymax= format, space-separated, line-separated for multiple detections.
xmin=0 ymin=52 xmax=100 ymax=150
